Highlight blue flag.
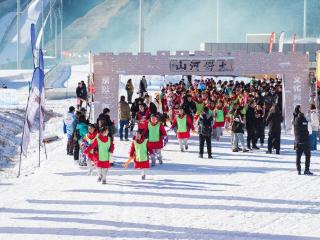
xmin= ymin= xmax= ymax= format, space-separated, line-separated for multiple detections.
xmin=31 ymin=23 xmax=36 ymax=69
xmin=39 ymin=49 xmax=44 ymax=72
xmin=21 ymin=67 xmax=45 ymax=156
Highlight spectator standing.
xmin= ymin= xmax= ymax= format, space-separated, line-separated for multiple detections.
xmin=125 ymin=79 xmax=134 ymax=104
xmin=76 ymin=82 xmax=83 ymax=109
xmin=118 ymin=96 xmax=131 ymax=141
xmin=246 ymin=101 xmax=259 ymax=150
xmin=293 ymin=109 xmax=313 ymax=175
xmin=81 ymin=80 xmax=88 ymax=103
xmin=63 ymin=106 xmax=76 ymax=155
xmin=307 ymin=104 xmax=319 ymax=151
xmin=139 ymin=76 xmax=147 ymax=97
xmin=266 ymin=105 xmax=282 ymax=154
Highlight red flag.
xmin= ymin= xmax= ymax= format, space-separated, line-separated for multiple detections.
xmin=269 ymin=32 xmax=275 ymax=54
xmin=292 ymin=33 xmax=296 ymax=53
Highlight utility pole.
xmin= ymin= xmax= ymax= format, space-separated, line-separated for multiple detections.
xmin=60 ymin=0 xmax=63 ymax=59
xmin=139 ymin=0 xmax=144 ymax=53
xmin=303 ymin=0 xmax=307 ymax=39
xmin=17 ymin=0 xmax=21 ymax=69
xmin=41 ymin=0 xmax=44 ymax=50
xmin=216 ymin=0 xmax=219 ymax=43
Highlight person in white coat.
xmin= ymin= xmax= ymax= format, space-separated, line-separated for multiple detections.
xmin=307 ymin=104 xmax=319 ymax=151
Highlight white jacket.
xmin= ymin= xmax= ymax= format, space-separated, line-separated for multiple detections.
xmin=308 ymin=110 xmax=319 ymax=131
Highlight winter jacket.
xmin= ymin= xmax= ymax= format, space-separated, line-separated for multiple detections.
xmin=293 ymin=114 xmax=309 ymax=144
xmin=146 ymin=101 xmax=158 ymax=115
xmin=308 ymin=110 xmax=319 ymax=131
xmin=64 ymin=112 xmax=77 ymax=137
xmin=198 ymin=111 xmax=213 ymax=136
xmin=125 ymin=82 xmax=134 ymax=92
xmin=231 ymin=114 xmax=245 ymax=134
xmin=119 ymin=101 xmax=131 ymax=121
xmin=245 ymin=106 xmax=256 ymax=128
xmin=76 ymin=87 xmax=82 ymax=98
xmin=76 ymin=122 xmax=88 ymax=143
xmin=182 ymin=100 xmax=196 ymax=117
xmin=266 ymin=111 xmax=283 ymax=135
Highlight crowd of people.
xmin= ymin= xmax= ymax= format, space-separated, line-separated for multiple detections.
xmin=64 ymin=76 xmax=319 ymax=184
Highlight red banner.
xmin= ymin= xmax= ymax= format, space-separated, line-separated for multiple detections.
xmin=269 ymin=32 xmax=275 ymax=54
xmin=292 ymin=33 xmax=296 ymax=53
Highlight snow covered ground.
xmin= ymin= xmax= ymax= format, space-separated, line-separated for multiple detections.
xmin=0 ymin=101 xmax=320 ymax=239
xmin=1 ymin=67 xmax=320 ymax=239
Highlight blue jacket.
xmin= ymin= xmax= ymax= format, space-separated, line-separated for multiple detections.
xmin=64 ymin=112 xmax=76 ymax=137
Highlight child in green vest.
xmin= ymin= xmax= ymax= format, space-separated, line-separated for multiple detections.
xmin=123 ymin=129 xmax=151 ymax=180
xmin=84 ymin=127 xmax=114 ymax=184
xmin=213 ymin=102 xmax=225 ymax=142
xmin=145 ymin=114 xmax=168 ymax=167
xmin=170 ymin=107 xmax=195 ymax=152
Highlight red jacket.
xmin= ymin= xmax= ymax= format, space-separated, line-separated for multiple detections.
xmin=136 ymin=110 xmax=150 ymax=130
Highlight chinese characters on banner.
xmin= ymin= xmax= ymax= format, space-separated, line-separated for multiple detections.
xmin=292 ymin=76 xmax=302 ymax=107
xmin=170 ymin=59 xmax=233 ymax=73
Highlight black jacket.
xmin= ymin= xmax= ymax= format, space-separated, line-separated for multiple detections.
xmin=76 ymin=86 xmax=82 ymax=98
xmin=246 ymin=106 xmax=256 ymax=128
xmin=293 ymin=114 xmax=309 ymax=144
xmin=182 ymin=99 xmax=196 ymax=116
xmin=198 ymin=111 xmax=213 ymax=136
xmin=147 ymin=102 xmax=158 ymax=115
xmin=266 ymin=111 xmax=283 ymax=135
xmin=232 ymin=114 xmax=245 ymax=134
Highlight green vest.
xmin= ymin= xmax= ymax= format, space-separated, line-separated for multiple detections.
xmin=97 ymin=137 xmax=111 ymax=162
xmin=148 ymin=122 xmax=160 ymax=142
xmin=195 ymin=102 xmax=204 ymax=115
xmin=177 ymin=115 xmax=187 ymax=133
xmin=134 ymin=139 xmax=148 ymax=162
xmin=216 ymin=109 xmax=224 ymax=122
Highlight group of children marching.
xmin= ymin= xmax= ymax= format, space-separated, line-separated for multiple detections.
xmin=68 ymin=103 xmax=197 ymax=183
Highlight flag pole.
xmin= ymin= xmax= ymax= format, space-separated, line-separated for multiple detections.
xmin=38 ymin=98 xmax=41 ymax=168
xmin=17 ymin=86 xmax=32 ymax=177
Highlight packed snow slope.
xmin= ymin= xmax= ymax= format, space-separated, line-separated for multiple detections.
xmin=0 ymin=107 xmax=320 ymax=239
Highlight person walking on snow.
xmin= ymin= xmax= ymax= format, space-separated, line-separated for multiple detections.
xmin=144 ymin=114 xmax=168 ymax=166
xmin=198 ymin=107 xmax=213 ymax=158
xmin=293 ymin=109 xmax=313 ymax=175
xmin=123 ymin=129 xmax=152 ymax=180
xmin=75 ymin=115 xmax=88 ymax=166
xmin=81 ymin=124 xmax=98 ymax=175
xmin=170 ymin=106 xmax=195 ymax=152
xmin=63 ymin=106 xmax=77 ymax=156
xmin=84 ymin=127 xmax=115 ymax=184
xmin=118 ymin=96 xmax=131 ymax=141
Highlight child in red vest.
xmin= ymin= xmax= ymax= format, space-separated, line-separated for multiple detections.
xmin=170 ymin=106 xmax=194 ymax=152
xmin=81 ymin=124 xmax=98 ymax=175
xmin=144 ymin=114 xmax=168 ymax=166
xmin=84 ymin=127 xmax=114 ymax=184
xmin=124 ymin=129 xmax=152 ymax=180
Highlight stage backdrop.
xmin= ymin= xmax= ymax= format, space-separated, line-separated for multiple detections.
xmin=92 ymin=51 xmax=309 ymax=130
